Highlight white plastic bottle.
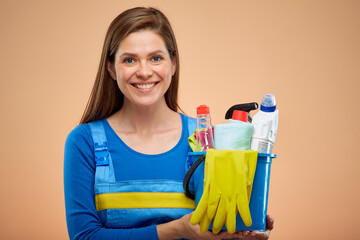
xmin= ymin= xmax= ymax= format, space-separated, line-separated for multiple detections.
xmin=251 ymin=94 xmax=279 ymax=154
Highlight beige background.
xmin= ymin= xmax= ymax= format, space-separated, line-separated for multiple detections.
xmin=1 ymin=0 xmax=359 ymax=239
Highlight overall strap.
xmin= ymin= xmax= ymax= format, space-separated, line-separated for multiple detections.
xmin=187 ymin=116 xmax=196 ymax=137
xmin=185 ymin=116 xmax=197 ymax=180
xmin=184 ymin=115 xmax=204 ymax=200
xmin=88 ymin=120 xmax=116 ymax=184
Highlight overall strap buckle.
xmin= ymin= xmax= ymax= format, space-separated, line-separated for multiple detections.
xmin=94 ymin=141 xmax=109 ymax=166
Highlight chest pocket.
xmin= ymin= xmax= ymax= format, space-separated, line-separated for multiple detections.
xmin=88 ymin=120 xmax=195 ymax=228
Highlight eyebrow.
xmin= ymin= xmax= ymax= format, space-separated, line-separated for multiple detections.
xmin=119 ymin=50 xmax=166 ymax=58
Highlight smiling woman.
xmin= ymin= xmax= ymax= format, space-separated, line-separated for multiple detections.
xmin=63 ymin=7 xmax=273 ymax=240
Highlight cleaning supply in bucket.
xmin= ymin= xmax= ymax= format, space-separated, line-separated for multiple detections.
xmin=251 ymin=94 xmax=279 ymax=153
xmin=186 ymin=101 xmax=277 ymax=233
xmin=195 ymin=105 xmax=214 ymax=151
xmin=214 ymin=110 xmax=254 ymax=150
xmin=190 ymin=149 xmax=258 ymax=234
xmin=225 ymin=102 xmax=258 ymax=122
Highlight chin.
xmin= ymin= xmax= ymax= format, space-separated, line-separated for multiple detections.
xmin=131 ymin=96 xmax=166 ymax=108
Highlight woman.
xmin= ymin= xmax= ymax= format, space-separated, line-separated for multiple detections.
xmin=64 ymin=7 xmax=273 ymax=240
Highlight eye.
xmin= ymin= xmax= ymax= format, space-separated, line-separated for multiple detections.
xmin=152 ymin=56 xmax=163 ymax=62
xmin=123 ymin=57 xmax=135 ymax=64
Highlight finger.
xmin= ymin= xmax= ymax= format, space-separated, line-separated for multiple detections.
xmin=207 ymin=193 xmax=221 ymax=220
xmin=199 ymin=214 xmax=212 ymax=234
xmin=265 ymin=215 xmax=274 ymax=230
xmin=212 ymin=196 xmax=228 ymax=234
xmin=225 ymin=196 xmax=237 ymax=234
xmin=202 ymin=231 xmax=232 ymax=240
xmin=250 ymin=230 xmax=270 ymax=239
xmin=217 ymin=230 xmax=245 ymax=240
xmin=191 ymin=183 xmax=210 ymax=225
xmin=236 ymin=196 xmax=252 ymax=227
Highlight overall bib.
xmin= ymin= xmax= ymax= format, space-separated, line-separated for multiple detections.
xmin=88 ymin=118 xmax=196 ymax=228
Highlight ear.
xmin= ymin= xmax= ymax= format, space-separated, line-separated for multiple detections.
xmin=107 ymin=61 xmax=117 ymax=80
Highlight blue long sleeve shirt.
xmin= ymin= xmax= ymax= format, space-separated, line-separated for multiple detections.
xmin=64 ymin=113 xmax=190 ymax=240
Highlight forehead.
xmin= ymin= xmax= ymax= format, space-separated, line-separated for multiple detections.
xmin=117 ymin=30 xmax=167 ymax=54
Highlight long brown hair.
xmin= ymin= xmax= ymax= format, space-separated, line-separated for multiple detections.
xmin=80 ymin=7 xmax=181 ymax=124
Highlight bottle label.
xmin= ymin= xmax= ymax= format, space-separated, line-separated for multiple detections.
xmin=251 ymin=139 xmax=273 ymax=154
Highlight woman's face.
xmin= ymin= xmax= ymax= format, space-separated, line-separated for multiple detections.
xmin=108 ymin=30 xmax=176 ymax=109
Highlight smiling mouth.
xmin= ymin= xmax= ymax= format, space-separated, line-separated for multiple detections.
xmin=133 ymin=82 xmax=158 ymax=89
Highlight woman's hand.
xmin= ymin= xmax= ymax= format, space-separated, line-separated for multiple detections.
xmin=157 ymin=212 xmax=243 ymax=240
xmin=232 ymin=215 xmax=274 ymax=240
xmin=157 ymin=213 xmax=274 ymax=240
xmin=177 ymin=213 xmax=242 ymax=240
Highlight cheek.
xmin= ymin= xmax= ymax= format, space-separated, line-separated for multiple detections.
xmin=116 ymin=67 xmax=133 ymax=82
xmin=157 ymin=64 xmax=173 ymax=79
xmin=115 ymin=70 xmax=131 ymax=93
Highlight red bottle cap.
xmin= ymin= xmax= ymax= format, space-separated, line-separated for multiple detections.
xmin=232 ymin=110 xmax=248 ymax=122
xmin=197 ymin=105 xmax=209 ymax=114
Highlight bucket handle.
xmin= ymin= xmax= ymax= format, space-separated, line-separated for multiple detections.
xmin=183 ymin=154 xmax=206 ymax=200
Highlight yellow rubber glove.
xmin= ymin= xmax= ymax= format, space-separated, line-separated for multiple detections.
xmin=190 ymin=149 xmax=215 ymax=233
xmin=224 ymin=150 xmax=258 ymax=233
xmin=190 ymin=149 xmax=258 ymax=234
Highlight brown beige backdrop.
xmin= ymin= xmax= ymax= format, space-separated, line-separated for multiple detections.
xmin=1 ymin=0 xmax=359 ymax=239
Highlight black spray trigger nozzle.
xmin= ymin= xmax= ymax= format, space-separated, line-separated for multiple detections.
xmin=225 ymin=102 xmax=258 ymax=123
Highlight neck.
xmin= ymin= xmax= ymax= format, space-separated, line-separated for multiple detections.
xmin=111 ymin=98 xmax=177 ymax=134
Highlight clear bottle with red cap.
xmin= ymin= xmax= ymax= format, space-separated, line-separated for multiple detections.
xmin=195 ymin=105 xmax=214 ymax=151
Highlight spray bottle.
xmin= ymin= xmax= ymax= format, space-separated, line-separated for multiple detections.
xmin=251 ymin=94 xmax=279 ymax=154
xmin=211 ymin=103 xmax=258 ymax=150
xmin=214 ymin=110 xmax=254 ymax=150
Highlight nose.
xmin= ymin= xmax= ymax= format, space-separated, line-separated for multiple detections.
xmin=136 ymin=61 xmax=153 ymax=79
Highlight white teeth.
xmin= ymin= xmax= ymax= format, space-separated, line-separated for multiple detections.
xmin=135 ymin=83 xmax=155 ymax=89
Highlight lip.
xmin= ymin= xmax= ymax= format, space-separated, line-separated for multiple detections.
xmin=131 ymin=81 xmax=159 ymax=93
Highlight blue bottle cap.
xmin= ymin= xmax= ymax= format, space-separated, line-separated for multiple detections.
xmin=260 ymin=94 xmax=276 ymax=112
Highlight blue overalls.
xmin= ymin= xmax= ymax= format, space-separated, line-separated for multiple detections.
xmin=88 ymin=117 xmax=196 ymax=229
